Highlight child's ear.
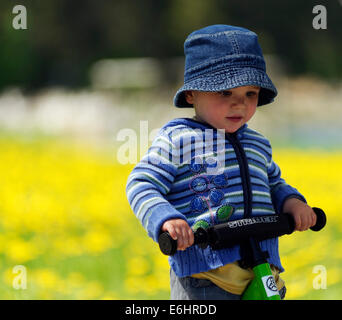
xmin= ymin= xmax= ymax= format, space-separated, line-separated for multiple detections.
xmin=184 ymin=90 xmax=194 ymax=104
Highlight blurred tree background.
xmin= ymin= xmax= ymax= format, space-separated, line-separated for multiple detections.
xmin=0 ymin=0 xmax=341 ymax=92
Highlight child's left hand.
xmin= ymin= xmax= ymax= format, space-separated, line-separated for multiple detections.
xmin=282 ymin=197 xmax=317 ymax=231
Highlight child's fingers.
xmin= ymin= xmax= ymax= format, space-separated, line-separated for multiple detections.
xmin=162 ymin=222 xmax=178 ymax=240
xmin=302 ymin=215 xmax=310 ymax=231
xmin=293 ymin=214 xmax=302 ymax=231
xmin=184 ymin=226 xmax=194 ymax=248
xmin=178 ymin=227 xmax=190 ymax=250
xmin=188 ymin=227 xmax=195 ymax=247
xmin=300 ymin=214 xmax=312 ymax=231
xmin=176 ymin=226 xmax=194 ymax=251
xmin=170 ymin=227 xmax=179 ymax=241
xmin=297 ymin=209 xmax=316 ymax=231
xmin=302 ymin=209 xmax=316 ymax=230
xmin=311 ymin=210 xmax=317 ymax=228
xmin=175 ymin=228 xmax=184 ymax=250
xmin=174 ymin=227 xmax=184 ymax=250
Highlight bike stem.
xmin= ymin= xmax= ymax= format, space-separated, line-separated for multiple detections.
xmin=241 ymin=237 xmax=281 ymax=300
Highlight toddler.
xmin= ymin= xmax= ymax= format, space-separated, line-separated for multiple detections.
xmin=126 ymin=24 xmax=316 ymax=300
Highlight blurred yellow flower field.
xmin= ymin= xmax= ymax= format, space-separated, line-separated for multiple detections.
xmin=0 ymin=132 xmax=341 ymax=299
xmin=274 ymin=149 xmax=342 ymax=299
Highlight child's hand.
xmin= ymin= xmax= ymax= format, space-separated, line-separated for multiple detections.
xmin=283 ymin=197 xmax=317 ymax=231
xmin=161 ymin=219 xmax=194 ymax=251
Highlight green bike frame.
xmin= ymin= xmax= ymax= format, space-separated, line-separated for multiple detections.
xmin=242 ymin=262 xmax=280 ymax=300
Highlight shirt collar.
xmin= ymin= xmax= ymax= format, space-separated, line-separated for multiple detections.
xmin=181 ymin=117 xmax=248 ymax=136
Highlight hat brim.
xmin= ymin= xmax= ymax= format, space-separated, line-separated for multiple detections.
xmin=173 ymin=67 xmax=277 ymax=108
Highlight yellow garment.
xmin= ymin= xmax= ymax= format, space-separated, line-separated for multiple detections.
xmin=192 ymin=261 xmax=285 ymax=295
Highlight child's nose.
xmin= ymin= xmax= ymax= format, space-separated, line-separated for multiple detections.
xmin=230 ymin=95 xmax=246 ymax=107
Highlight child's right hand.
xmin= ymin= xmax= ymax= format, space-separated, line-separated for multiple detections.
xmin=161 ymin=219 xmax=194 ymax=251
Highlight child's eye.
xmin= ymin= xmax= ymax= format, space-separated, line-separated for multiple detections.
xmin=217 ymin=91 xmax=232 ymax=97
xmin=246 ymin=91 xmax=258 ymax=97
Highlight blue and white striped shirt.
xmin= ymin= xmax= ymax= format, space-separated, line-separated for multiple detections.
xmin=126 ymin=118 xmax=306 ymax=277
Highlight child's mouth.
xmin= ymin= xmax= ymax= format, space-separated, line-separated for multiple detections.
xmin=226 ymin=116 xmax=242 ymax=123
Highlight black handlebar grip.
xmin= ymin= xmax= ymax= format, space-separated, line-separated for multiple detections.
xmin=310 ymin=207 xmax=326 ymax=231
xmin=158 ymin=232 xmax=177 ymax=256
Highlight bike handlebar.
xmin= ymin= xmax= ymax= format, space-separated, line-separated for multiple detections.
xmin=158 ymin=207 xmax=326 ymax=256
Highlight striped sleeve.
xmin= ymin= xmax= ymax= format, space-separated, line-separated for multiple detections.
xmin=126 ymin=128 xmax=186 ymax=242
xmin=266 ymin=148 xmax=306 ymax=214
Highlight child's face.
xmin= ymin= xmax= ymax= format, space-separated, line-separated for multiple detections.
xmin=185 ymin=86 xmax=260 ymax=133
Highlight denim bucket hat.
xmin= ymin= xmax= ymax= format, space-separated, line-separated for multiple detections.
xmin=174 ymin=24 xmax=277 ymax=108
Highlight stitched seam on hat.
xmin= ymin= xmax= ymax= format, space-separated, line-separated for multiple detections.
xmin=185 ymin=65 xmax=266 ymax=82
xmin=183 ymin=68 xmax=270 ymax=86
xmin=229 ymin=32 xmax=240 ymax=55
xmin=186 ymin=64 xmax=264 ymax=80
xmin=185 ymin=30 xmax=256 ymax=42
xmin=185 ymin=54 xmax=264 ymax=74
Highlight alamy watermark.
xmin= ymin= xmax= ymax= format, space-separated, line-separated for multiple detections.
xmin=312 ymin=5 xmax=328 ymax=30
xmin=116 ymin=120 xmax=226 ymax=175
xmin=312 ymin=2 xmax=342 ymax=29
xmin=12 ymin=5 xmax=27 ymax=30
xmin=12 ymin=265 xmax=27 ymax=290
xmin=312 ymin=265 xmax=327 ymax=290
